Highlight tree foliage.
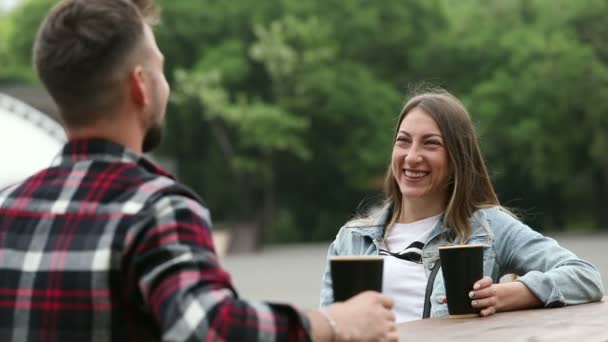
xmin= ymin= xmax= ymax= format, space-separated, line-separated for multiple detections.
xmin=1 ymin=0 xmax=607 ymax=245
xmin=0 ymin=0 xmax=54 ymax=84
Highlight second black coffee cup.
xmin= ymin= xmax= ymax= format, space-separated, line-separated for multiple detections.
xmin=330 ymin=255 xmax=383 ymax=302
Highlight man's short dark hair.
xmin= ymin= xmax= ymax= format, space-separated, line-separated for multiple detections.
xmin=33 ymin=0 xmax=159 ymax=127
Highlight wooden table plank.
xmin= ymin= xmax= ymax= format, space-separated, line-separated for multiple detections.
xmin=398 ymin=297 xmax=608 ymax=341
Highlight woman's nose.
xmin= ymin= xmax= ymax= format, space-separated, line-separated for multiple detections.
xmin=404 ymin=145 xmax=422 ymax=164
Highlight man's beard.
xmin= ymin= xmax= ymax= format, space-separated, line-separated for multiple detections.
xmin=142 ymin=122 xmax=164 ymax=153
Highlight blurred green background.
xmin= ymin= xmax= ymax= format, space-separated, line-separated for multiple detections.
xmin=1 ymin=0 xmax=607 ymax=248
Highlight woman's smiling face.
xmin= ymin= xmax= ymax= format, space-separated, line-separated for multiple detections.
xmin=391 ymin=107 xmax=451 ymax=203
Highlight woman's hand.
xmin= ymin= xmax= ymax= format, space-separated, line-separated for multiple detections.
xmin=468 ymin=276 xmax=543 ymax=315
xmin=439 ymin=276 xmax=543 ymax=317
xmin=469 ymin=276 xmax=498 ymax=317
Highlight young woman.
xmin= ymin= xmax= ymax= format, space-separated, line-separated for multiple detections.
xmin=320 ymin=88 xmax=604 ymax=323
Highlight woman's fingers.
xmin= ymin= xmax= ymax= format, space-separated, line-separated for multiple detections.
xmin=471 ymin=295 xmax=497 ymax=308
xmin=480 ymin=306 xmax=496 ymax=317
xmin=470 ymin=284 xmax=497 ymax=300
xmin=473 ymin=276 xmax=493 ymax=290
xmin=469 ymin=277 xmax=498 ymax=317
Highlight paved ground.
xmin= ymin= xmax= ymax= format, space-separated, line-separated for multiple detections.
xmin=220 ymin=233 xmax=608 ymax=309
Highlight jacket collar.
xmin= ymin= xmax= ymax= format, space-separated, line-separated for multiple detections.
xmin=342 ymin=203 xmax=391 ymax=241
xmin=345 ymin=202 xmax=459 ymax=242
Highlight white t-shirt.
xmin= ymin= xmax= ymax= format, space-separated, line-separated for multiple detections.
xmin=379 ymin=213 xmax=441 ymax=323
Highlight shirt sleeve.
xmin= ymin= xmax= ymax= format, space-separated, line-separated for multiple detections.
xmin=124 ymin=193 xmax=312 ymax=342
xmin=490 ymin=208 xmax=605 ymax=306
xmin=319 ymin=238 xmax=339 ymax=308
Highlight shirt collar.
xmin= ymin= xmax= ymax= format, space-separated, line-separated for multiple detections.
xmin=347 ymin=203 xmax=449 ymax=241
xmin=53 ymin=138 xmax=175 ymax=179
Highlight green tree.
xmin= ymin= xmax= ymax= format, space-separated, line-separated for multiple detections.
xmin=0 ymin=0 xmax=54 ymax=83
xmin=432 ymin=0 xmax=608 ymax=230
xmin=156 ymin=0 xmax=423 ymax=245
xmin=6 ymin=0 xmax=606 ymax=245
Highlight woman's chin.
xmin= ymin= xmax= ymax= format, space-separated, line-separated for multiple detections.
xmin=401 ymin=189 xmax=429 ymax=199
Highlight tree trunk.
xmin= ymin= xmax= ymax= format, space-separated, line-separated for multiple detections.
xmin=226 ymin=175 xmax=262 ymax=254
xmin=256 ymin=177 xmax=275 ymax=251
xmin=592 ymin=167 xmax=608 ymax=230
xmin=205 ymin=121 xmax=277 ymax=252
xmin=226 ymin=173 xmax=273 ymax=254
xmin=206 ymin=119 xmax=263 ymax=252
xmin=226 ymin=221 xmax=260 ymax=254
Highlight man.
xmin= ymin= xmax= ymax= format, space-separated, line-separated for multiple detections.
xmin=0 ymin=0 xmax=397 ymax=341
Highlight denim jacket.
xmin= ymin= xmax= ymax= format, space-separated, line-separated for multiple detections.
xmin=319 ymin=206 xmax=605 ymax=318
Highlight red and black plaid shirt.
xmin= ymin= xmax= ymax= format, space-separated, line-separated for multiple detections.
xmin=0 ymin=138 xmax=310 ymax=342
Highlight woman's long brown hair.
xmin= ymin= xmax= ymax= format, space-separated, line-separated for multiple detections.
xmin=384 ymin=88 xmax=500 ymax=242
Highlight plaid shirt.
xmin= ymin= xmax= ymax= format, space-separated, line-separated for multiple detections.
xmin=0 ymin=138 xmax=311 ymax=342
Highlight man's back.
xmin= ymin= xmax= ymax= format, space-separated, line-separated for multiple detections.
xmin=0 ymin=138 xmax=210 ymax=341
xmin=0 ymin=138 xmax=314 ymax=342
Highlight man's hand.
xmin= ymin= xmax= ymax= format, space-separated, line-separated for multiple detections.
xmin=326 ymin=291 xmax=397 ymax=342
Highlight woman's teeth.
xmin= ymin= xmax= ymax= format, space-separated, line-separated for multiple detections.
xmin=405 ymin=170 xmax=427 ymax=178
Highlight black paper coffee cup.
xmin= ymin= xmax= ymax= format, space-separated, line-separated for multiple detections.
xmin=330 ymin=256 xmax=383 ymax=302
xmin=438 ymin=244 xmax=484 ymax=318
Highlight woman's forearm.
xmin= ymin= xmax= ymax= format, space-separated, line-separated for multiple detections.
xmin=495 ymin=281 xmax=543 ymax=312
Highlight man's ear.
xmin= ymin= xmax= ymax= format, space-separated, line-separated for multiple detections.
xmin=128 ymin=65 xmax=148 ymax=109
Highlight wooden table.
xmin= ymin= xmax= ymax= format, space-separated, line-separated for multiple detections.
xmin=398 ymin=297 xmax=608 ymax=341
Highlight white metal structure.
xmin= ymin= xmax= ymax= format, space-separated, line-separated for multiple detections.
xmin=0 ymin=92 xmax=66 ymax=189
xmin=0 ymin=0 xmax=20 ymax=11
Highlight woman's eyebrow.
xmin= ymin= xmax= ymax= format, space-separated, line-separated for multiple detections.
xmin=397 ymin=131 xmax=442 ymax=139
